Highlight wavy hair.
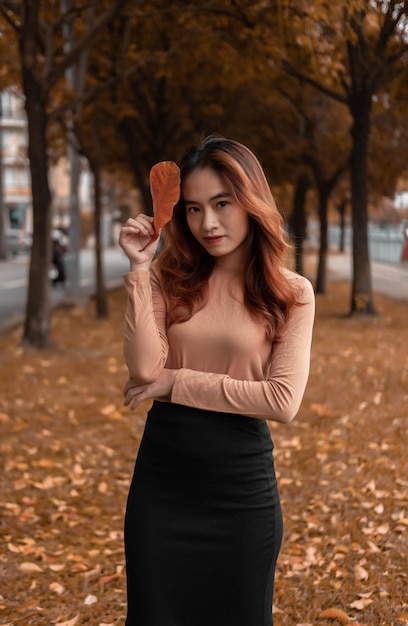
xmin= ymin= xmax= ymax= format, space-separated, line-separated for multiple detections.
xmin=156 ymin=135 xmax=298 ymax=340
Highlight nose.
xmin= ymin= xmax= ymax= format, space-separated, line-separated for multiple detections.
xmin=202 ymin=207 xmax=219 ymax=232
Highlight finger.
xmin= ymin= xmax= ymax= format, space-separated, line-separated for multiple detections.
xmin=130 ymin=396 xmax=142 ymax=410
xmin=124 ymin=386 xmax=145 ymax=406
xmin=123 ymin=379 xmax=136 ymax=395
xmin=136 ymin=214 xmax=154 ymax=226
xmin=121 ymin=224 xmax=153 ymax=239
xmin=124 ymin=392 xmax=138 ymax=406
xmin=126 ymin=215 xmax=153 ymax=225
xmin=129 ymin=390 xmax=147 ymax=410
xmin=126 ymin=216 xmax=154 ymax=234
xmin=123 ymin=390 xmax=136 ymax=406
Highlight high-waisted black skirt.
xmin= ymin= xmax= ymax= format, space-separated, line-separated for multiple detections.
xmin=124 ymin=401 xmax=283 ymax=626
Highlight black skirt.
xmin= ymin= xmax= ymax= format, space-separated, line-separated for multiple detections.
xmin=124 ymin=401 xmax=283 ymax=626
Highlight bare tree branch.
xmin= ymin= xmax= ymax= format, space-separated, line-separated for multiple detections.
xmin=127 ymin=0 xmax=256 ymax=29
xmin=48 ymin=33 xmax=189 ymax=124
xmin=281 ymin=60 xmax=348 ymax=105
xmin=0 ymin=1 xmax=21 ymax=31
xmin=376 ymin=0 xmax=402 ymax=58
xmin=275 ymin=84 xmax=314 ymax=127
xmin=0 ymin=0 xmax=20 ymax=15
xmin=44 ymin=0 xmax=134 ymax=92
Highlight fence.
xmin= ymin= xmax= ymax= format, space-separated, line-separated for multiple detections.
xmin=323 ymin=222 xmax=406 ymax=264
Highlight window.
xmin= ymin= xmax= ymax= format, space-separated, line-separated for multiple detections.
xmin=4 ymin=166 xmax=30 ymax=192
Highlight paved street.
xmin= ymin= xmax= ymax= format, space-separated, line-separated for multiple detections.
xmin=324 ymin=250 xmax=408 ymax=302
xmin=0 ymin=247 xmax=130 ymax=333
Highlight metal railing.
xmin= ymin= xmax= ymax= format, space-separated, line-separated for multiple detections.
xmin=328 ymin=223 xmax=405 ymax=264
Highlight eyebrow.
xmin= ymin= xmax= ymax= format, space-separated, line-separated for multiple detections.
xmin=184 ymin=192 xmax=233 ymax=205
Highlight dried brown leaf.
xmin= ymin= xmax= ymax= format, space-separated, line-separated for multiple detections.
xmin=319 ymin=607 xmax=350 ymax=623
xmin=150 ymin=161 xmax=180 ymax=232
xmin=349 ymin=598 xmax=373 ymax=610
xmin=84 ymin=594 xmax=98 ymax=605
xmin=55 ymin=616 xmax=79 ymax=626
xmin=49 ymin=581 xmax=65 ymax=595
xmin=141 ymin=161 xmax=180 ymax=249
xmin=7 ymin=542 xmax=21 ymax=553
xmin=354 ymin=565 xmax=369 ymax=581
xmin=48 ymin=563 xmax=65 ymax=572
xmin=19 ymin=562 xmax=44 ymax=574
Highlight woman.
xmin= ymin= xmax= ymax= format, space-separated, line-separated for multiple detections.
xmin=119 ymin=135 xmax=315 ymax=626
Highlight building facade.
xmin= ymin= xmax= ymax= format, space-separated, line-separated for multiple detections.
xmin=0 ymin=90 xmax=32 ymax=231
xmin=0 ymin=89 xmax=95 ymax=237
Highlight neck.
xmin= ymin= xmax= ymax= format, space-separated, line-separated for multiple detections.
xmin=214 ymin=245 xmax=246 ymax=273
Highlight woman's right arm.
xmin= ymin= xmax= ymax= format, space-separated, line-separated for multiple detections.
xmin=119 ymin=216 xmax=169 ymax=383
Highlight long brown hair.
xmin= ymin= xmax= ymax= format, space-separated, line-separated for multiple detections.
xmin=157 ymin=135 xmax=298 ymax=340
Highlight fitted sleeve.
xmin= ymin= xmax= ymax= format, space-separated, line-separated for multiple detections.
xmin=123 ymin=266 xmax=168 ymax=384
xmin=171 ymin=277 xmax=315 ymax=422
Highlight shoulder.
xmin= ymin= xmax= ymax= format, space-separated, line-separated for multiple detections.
xmin=282 ymin=268 xmax=315 ymax=305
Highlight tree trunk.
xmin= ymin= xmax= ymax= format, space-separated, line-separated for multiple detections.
xmin=21 ymin=68 xmax=53 ymax=348
xmin=289 ymin=173 xmax=309 ymax=276
xmin=315 ymin=186 xmax=329 ymax=294
xmin=349 ymin=96 xmax=376 ymax=314
xmin=89 ymin=156 xmax=108 ymax=319
xmin=63 ymin=0 xmax=94 ymax=297
xmin=338 ymin=199 xmax=347 ymax=253
xmin=66 ymin=143 xmax=81 ymax=294
xmin=0 ymin=97 xmax=6 ymax=260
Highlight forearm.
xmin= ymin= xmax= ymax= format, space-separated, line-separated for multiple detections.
xmin=171 ymin=367 xmax=308 ymax=422
xmin=123 ymin=270 xmax=168 ymax=383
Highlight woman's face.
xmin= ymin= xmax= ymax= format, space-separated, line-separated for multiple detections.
xmin=183 ymin=167 xmax=249 ymax=270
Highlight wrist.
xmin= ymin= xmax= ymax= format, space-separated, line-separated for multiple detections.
xmin=129 ymin=261 xmax=151 ymax=272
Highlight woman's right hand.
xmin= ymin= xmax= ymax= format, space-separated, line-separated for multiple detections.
xmin=119 ymin=215 xmax=160 ymax=270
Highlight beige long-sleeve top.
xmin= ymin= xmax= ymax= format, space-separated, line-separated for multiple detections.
xmin=123 ymin=263 xmax=315 ymax=422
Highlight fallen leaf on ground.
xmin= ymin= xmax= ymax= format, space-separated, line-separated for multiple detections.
xmin=319 ymin=607 xmax=350 ymax=623
xmin=55 ymin=616 xmax=79 ymax=626
xmin=19 ymin=562 xmax=44 ymax=574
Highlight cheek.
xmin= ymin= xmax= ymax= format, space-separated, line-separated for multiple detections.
xmin=236 ymin=213 xmax=250 ymax=239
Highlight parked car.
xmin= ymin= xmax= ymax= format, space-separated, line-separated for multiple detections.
xmin=5 ymin=229 xmax=32 ymax=256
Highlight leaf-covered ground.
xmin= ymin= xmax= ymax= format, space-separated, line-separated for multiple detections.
xmin=0 ymin=268 xmax=407 ymax=626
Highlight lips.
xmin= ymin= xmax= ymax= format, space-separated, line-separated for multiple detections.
xmin=203 ymin=236 xmax=224 ymax=244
